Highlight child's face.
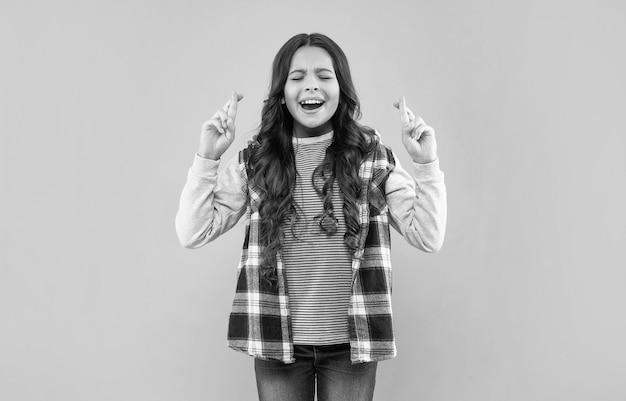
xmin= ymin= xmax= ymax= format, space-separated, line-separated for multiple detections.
xmin=284 ymin=46 xmax=340 ymax=138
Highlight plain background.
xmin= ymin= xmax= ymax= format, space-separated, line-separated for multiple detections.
xmin=1 ymin=0 xmax=625 ymax=400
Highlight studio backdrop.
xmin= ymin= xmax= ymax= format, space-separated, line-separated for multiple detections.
xmin=1 ymin=0 xmax=625 ymax=400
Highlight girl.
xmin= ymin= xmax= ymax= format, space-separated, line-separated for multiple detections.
xmin=176 ymin=33 xmax=446 ymax=401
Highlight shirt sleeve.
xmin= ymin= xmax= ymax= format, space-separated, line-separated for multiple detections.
xmin=385 ymin=155 xmax=447 ymax=252
xmin=175 ymin=153 xmax=248 ymax=249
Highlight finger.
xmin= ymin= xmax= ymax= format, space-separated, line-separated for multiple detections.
xmin=407 ymin=114 xmax=424 ymax=129
xmin=398 ymin=96 xmax=410 ymax=126
xmin=221 ymin=99 xmax=231 ymax=113
xmin=421 ymin=124 xmax=435 ymax=137
xmin=413 ymin=121 xmax=431 ymax=141
xmin=227 ymin=90 xmax=243 ymax=121
xmin=225 ymin=119 xmax=235 ymax=142
xmin=204 ymin=119 xmax=225 ymax=135
xmin=406 ymin=107 xmax=423 ymax=122
xmin=403 ymin=120 xmax=417 ymax=135
xmin=403 ymin=120 xmax=425 ymax=141
xmin=226 ymin=110 xmax=238 ymax=140
xmin=212 ymin=105 xmax=227 ymax=135
xmin=216 ymin=110 xmax=228 ymax=131
xmin=413 ymin=126 xmax=423 ymax=141
xmin=406 ymin=108 xmax=415 ymax=123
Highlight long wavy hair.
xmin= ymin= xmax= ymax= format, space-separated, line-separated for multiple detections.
xmin=247 ymin=33 xmax=378 ymax=285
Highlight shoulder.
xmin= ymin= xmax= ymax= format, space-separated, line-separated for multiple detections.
xmin=363 ymin=129 xmax=396 ymax=168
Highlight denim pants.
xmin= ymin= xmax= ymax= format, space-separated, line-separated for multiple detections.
xmin=254 ymin=343 xmax=378 ymax=401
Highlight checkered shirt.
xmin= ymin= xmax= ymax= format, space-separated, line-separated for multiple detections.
xmin=227 ymin=140 xmax=397 ymax=364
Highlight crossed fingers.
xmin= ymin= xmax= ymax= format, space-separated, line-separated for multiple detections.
xmin=206 ymin=91 xmax=243 ymax=135
xmin=394 ymin=96 xmax=428 ymax=141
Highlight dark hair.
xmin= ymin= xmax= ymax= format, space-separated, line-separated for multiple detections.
xmin=247 ymin=33 xmax=377 ymax=285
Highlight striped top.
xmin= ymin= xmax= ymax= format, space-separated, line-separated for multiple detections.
xmin=281 ymin=131 xmax=353 ymax=345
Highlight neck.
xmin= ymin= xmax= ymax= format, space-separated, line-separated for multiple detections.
xmin=292 ymin=122 xmax=334 ymax=138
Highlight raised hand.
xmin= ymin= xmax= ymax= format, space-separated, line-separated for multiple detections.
xmin=393 ymin=96 xmax=437 ymax=164
xmin=198 ymin=91 xmax=244 ymax=160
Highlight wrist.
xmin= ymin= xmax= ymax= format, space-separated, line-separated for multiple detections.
xmin=197 ymin=146 xmax=221 ymax=161
xmin=412 ymin=155 xmax=437 ymax=164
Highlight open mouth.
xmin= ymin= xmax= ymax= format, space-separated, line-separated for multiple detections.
xmin=299 ymin=99 xmax=325 ymax=111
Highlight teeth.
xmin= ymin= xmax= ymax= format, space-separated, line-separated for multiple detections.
xmin=300 ymin=99 xmax=324 ymax=105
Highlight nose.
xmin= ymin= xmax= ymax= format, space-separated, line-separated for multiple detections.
xmin=304 ymin=76 xmax=320 ymax=92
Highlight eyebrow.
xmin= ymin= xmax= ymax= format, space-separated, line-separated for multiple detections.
xmin=288 ymin=68 xmax=335 ymax=75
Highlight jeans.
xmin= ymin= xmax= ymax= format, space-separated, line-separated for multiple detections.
xmin=254 ymin=343 xmax=378 ymax=401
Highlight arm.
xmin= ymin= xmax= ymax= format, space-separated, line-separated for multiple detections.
xmin=388 ymin=96 xmax=446 ymax=251
xmin=176 ymin=90 xmax=246 ymax=248
xmin=175 ymin=153 xmax=247 ymax=249
xmin=386 ymin=155 xmax=447 ymax=252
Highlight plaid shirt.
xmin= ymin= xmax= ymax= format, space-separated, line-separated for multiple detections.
xmin=227 ymin=141 xmax=398 ymax=364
